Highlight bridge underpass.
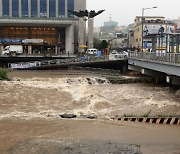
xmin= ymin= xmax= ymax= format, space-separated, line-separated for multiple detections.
xmin=128 ymin=52 xmax=180 ymax=86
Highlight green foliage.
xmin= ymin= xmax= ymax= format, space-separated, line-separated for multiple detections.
xmin=0 ymin=68 xmax=9 ymax=80
xmin=93 ymin=38 xmax=101 ymax=50
xmin=124 ymin=113 xmax=136 ymax=117
xmin=99 ymin=40 xmax=109 ymax=51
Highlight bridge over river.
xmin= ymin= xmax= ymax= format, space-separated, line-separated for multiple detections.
xmin=1 ymin=51 xmax=180 ymax=85
xmin=128 ymin=52 xmax=180 ymax=85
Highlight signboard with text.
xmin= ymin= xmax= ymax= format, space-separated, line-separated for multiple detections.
xmin=22 ymin=39 xmax=44 ymax=44
xmin=2 ymin=39 xmax=22 ymax=43
xmin=143 ymin=24 xmax=175 ymax=36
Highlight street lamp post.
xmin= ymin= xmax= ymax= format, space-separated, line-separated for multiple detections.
xmin=141 ymin=7 xmax=157 ymax=51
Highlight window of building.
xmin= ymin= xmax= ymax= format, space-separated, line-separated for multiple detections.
xmin=58 ymin=0 xmax=65 ymax=17
xmin=31 ymin=0 xmax=37 ymax=17
xmin=2 ymin=0 xmax=9 ymax=16
xmin=12 ymin=0 xmax=19 ymax=17
xmin=68 ymin=0 xmax=74 ymax=17
xmin=49 ymin=0 xmax=56 ymax=17
xmin=22 ymin=0 xmax=28 ymax=17
xmin=40 ymin=0 xmax=47 ymax=17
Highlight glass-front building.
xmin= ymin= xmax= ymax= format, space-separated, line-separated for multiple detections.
xmin=22 ymin=0 xmax=28 ymax=17
xmin=1 ymin=0 xmax=77 ymax=18
xmin=58 ymin=0 xmax=65 ymax=17
xmin=2 ymin=0 xmax=9 ymax=16
xmin=12 ymin=0 xmax=19 ymax=17
xmin=31 ymin=0 xmax=38 ymax=17
xmin=68 ymin=0 xmax=74 ymax=17
xmin=0 ymin=0 xmax=86 ymax=55
xmin=49 ymin=0 xmax=56 ymax=17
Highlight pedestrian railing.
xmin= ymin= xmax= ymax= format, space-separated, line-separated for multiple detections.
xmin=9 ymin=55 xmax=119 ymax=70
xmin=128 ymin=51 xmax=180 ymax=64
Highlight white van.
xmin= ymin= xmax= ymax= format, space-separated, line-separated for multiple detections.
xmin=87 ymin=48 xmax=97 ymax=55
xmin=2 ymin=45 xmax=23 ymax=55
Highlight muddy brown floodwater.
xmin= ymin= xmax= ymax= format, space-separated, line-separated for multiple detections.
xmin=0 ymin=70 xmax=180 ymax=154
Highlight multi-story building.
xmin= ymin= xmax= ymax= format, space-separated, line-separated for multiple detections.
xmin=128 ymin=29 xmax=134 ymax=49
xmin=111 ymin=33 xmax=128 ymax=49
xmin=0 ymin=0 xmax=86 ymax=55
xmin=133 ymin=16 xmax=176 ymax=50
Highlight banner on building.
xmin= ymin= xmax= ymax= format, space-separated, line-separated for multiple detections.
xmin=143 ymin=24 xmax=175 ymax=36
xmin=3 ymin=39 xmax=22 ymax=43
xmin=10 ymin=62 xmax=37 ymax=69
xmin=22 ymin=39 xmax=44 ymax=44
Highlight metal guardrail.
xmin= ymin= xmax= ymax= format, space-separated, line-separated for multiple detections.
xmin=128 ymin=51 xmax=180 ymax=64
xmin=9 ymin=55 xmax=114 ymax=69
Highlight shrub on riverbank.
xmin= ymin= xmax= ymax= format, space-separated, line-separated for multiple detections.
xmin=0 ymin=68 xmax=9 ymax=80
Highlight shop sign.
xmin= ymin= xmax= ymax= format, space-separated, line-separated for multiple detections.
xmin=10 ymin=62 xmax=37 ymax=69
xmin=22 ymin=39 xmax=44 ymax=44
xmin=3 ymin=39 xmax=22 ymax=43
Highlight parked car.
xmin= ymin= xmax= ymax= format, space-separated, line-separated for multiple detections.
xmin=109 ymin=50 xmax=128 ymax=60
xmin=2 ymin=45 xmax=23 ymax=55
xmin=87 ymin=48 xmax=98 ymax=55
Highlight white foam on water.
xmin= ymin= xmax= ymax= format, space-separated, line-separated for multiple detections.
xmin=1 ymin=77 xmax=180 ymax=119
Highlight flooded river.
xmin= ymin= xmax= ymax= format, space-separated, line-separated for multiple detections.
xmin=0 ymin=70 xmax=180 ymax=153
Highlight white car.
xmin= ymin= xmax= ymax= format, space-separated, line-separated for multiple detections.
xmin=87 ymin=48 xmax=98 ymax=55
xmin=109 ymin=50 xmax=128 ymax=60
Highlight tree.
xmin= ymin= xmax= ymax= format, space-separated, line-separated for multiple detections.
xmin=99 ymin=40 xmax=109 ymax=55
xmin=93 ymin=38 xmax=101 ymax=49
xmin=99 ymin=40 xmax=109 ymax=50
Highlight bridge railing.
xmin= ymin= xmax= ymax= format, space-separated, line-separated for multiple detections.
xmin=128 ymin=51 xmax=180 ymax=64
xmin=9 ymin=55 xmax=111 ymax=69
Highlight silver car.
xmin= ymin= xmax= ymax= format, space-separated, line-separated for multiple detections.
xmin=109 ymin=50 xmax=128 ymax=60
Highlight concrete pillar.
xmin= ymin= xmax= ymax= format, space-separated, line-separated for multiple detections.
xmin=47 ymin=0 xmax=49 ymax=17
xmin=65 ymin=24 xmax=74 ymax=55
xmin=65 ymin=0 xmax=67 ymax=17
xmin=0 ymin=0 xmax=2 ymax=17
xmin=37 ymin=0 xmax=40 ymax=17
xmin=28 ymin=0 xmax=31 ymax=17
xmin=19 ymin=0 xmax=22 ymax=17
xmin=78 ymin=17 xmax=85 ymax=50
xmin=84 ymin=18 xmax=86 ymax=45
xmin=0 ymin=45 xmax=3 ymax=54
xmin=28 ymin=45 xmax=32 ymax=54
xmin=171 ymin=35 xmax=175 ymax=53
xmin=167 ymin=34 xmax=170 ymax=53
xmin=176 ymin=35 xmax=179 ymax=53
xmin=55 ymin=46 xmax=58 ymax=54
xmin=88 ymin=17 xmax=94 ymax=49
xmin=10 ymin=0 xmax=12 ymax=17
xmin=56 ymin=0 xmax=58 ymax=17
xmin=152 ymin=36 xmax=156 ymax=52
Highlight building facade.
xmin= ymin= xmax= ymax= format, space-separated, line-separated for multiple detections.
xmin=0 ymin=0 xmax=86 ymax=55
xmin=133 ymin=16 xmax=176 ymax=51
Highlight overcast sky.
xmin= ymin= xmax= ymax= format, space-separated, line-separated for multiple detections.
xmin=87 ymin=0 xmax=180 ymax=27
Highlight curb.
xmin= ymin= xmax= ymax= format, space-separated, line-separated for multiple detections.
xmin=114 ymin=117 xmax=180 ymax=125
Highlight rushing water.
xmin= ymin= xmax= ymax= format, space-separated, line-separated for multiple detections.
xmin=0 ymin=72 xmax=180 ymax=120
